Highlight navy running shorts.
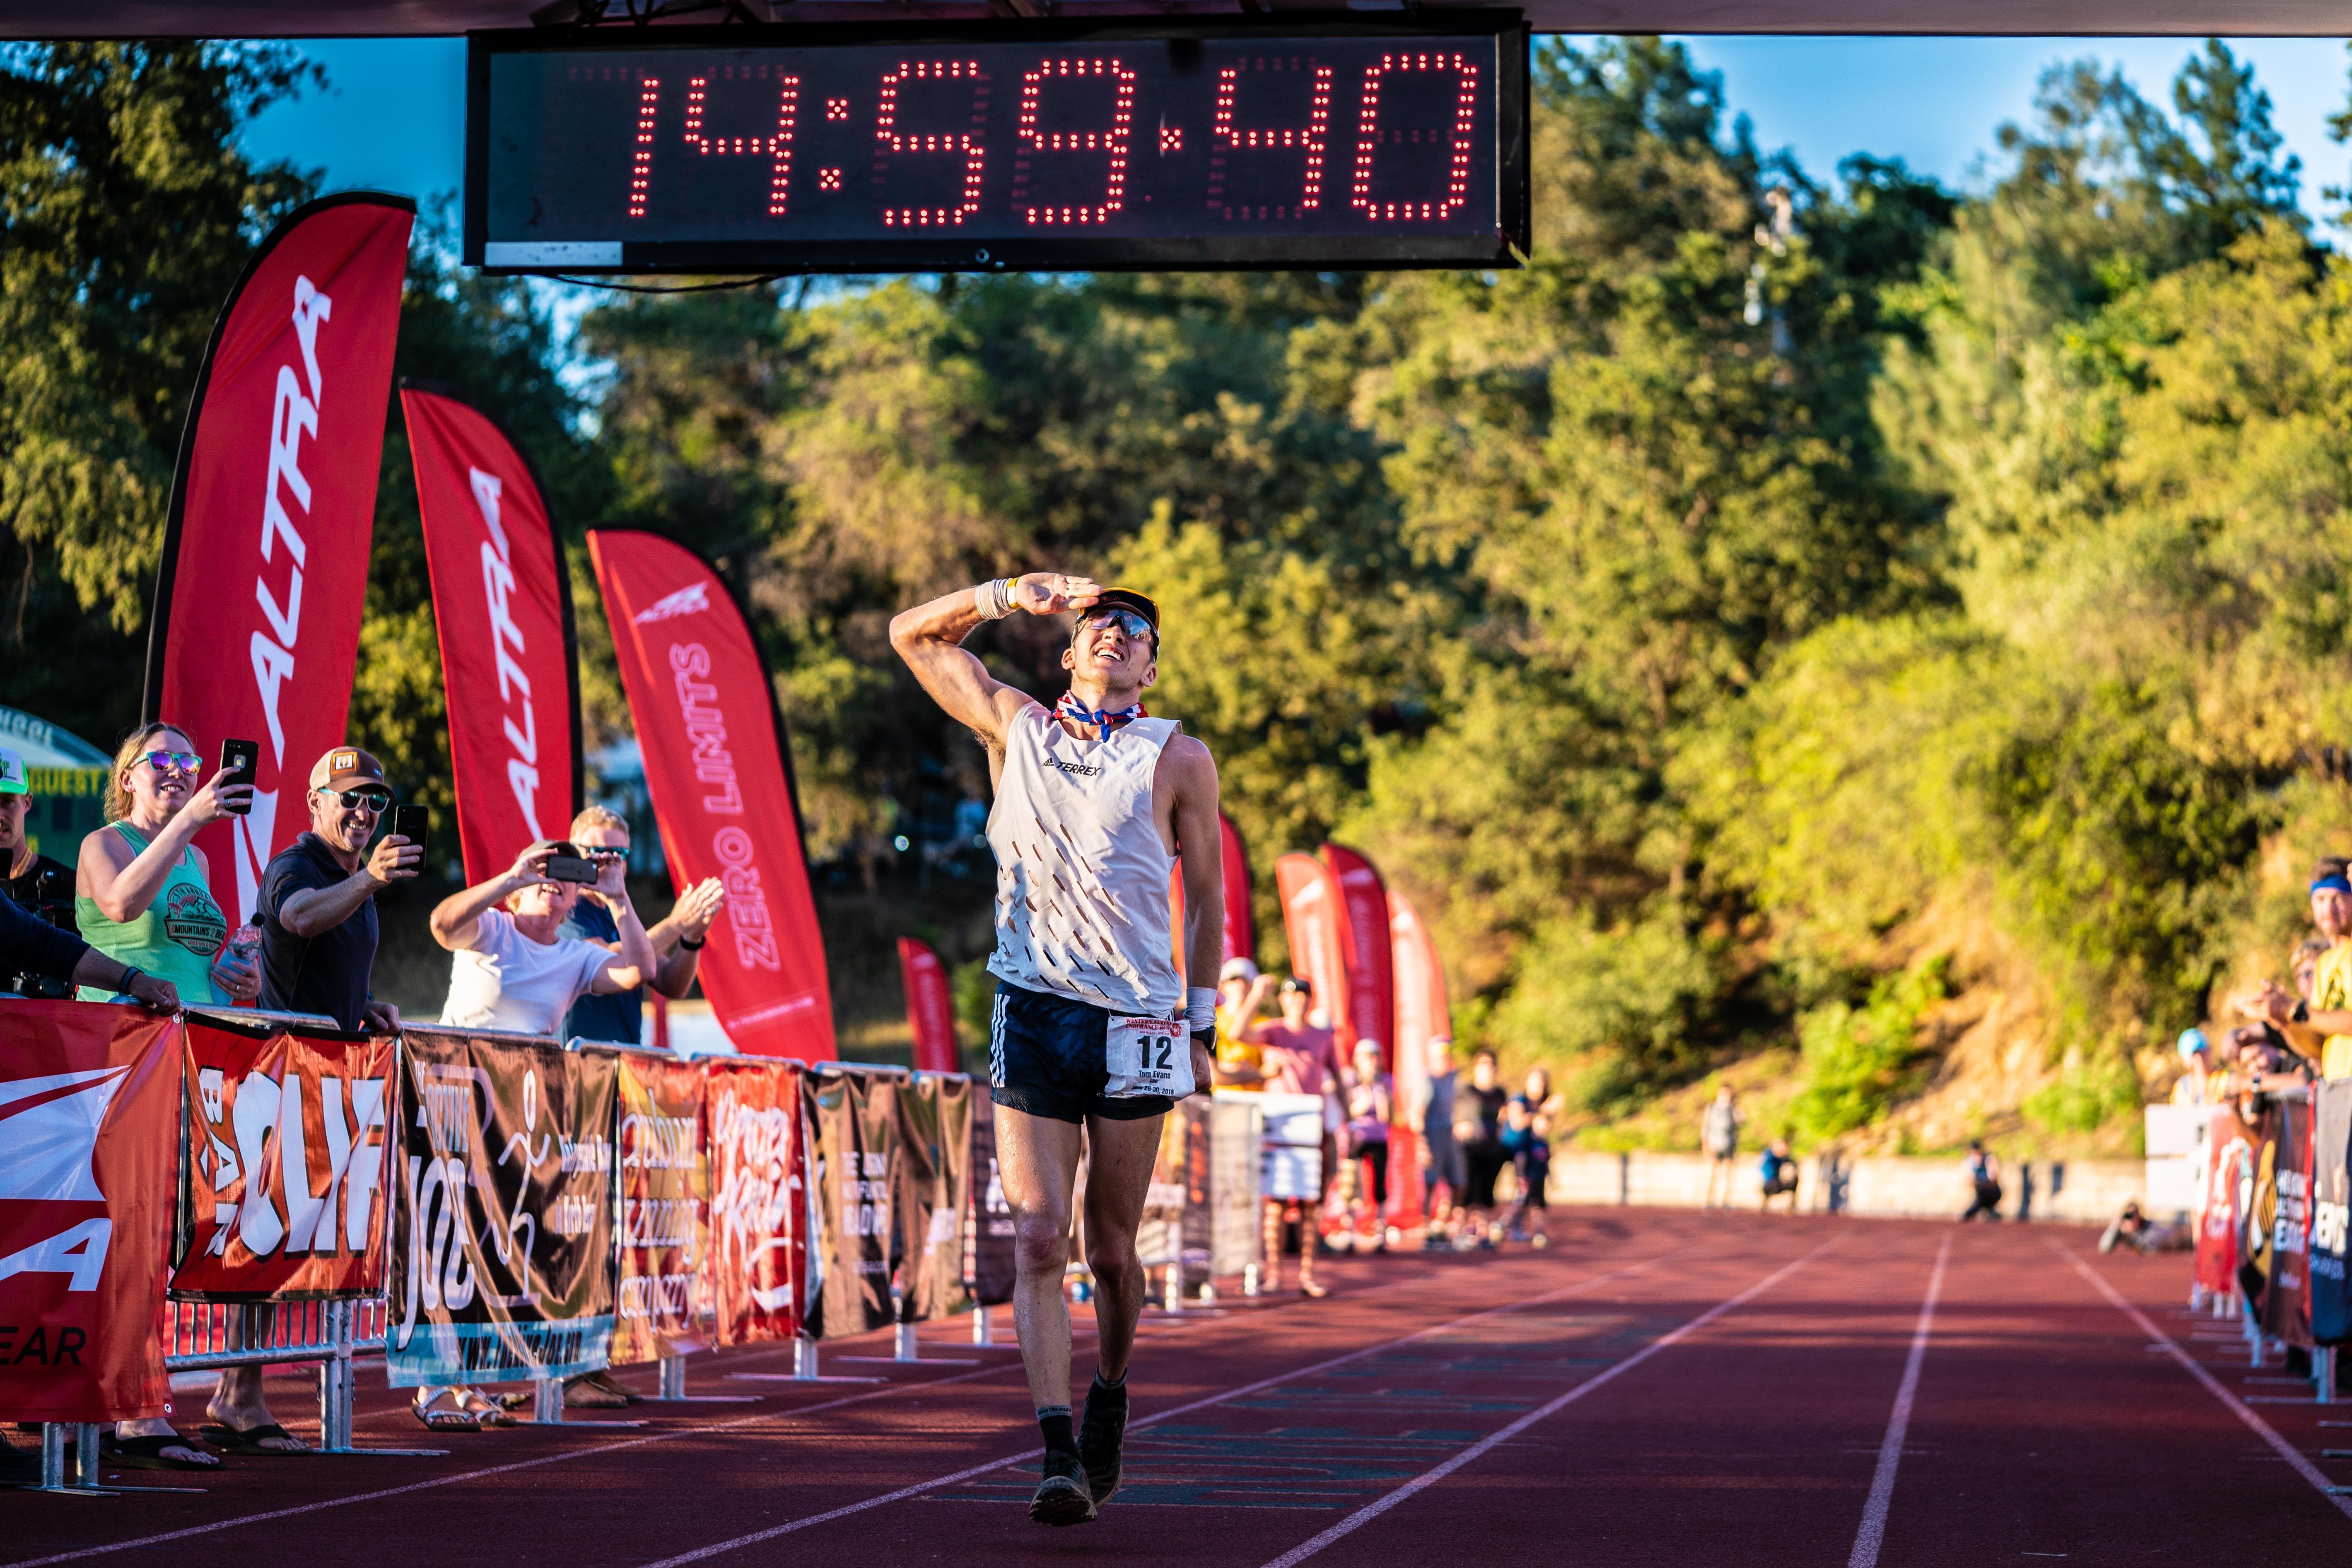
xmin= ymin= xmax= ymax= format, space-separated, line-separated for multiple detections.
xmin=989 ymin=980 xmax=1176 ymax=1125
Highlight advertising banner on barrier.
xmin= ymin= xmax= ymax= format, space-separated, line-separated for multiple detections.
xmin=173 ymin=1017 xmax=392 ymax=1300
xmin=145 ymin=194 xmax=415 ymax=924
xmin=898 ymin=937 xmax=960 ymax=1076
xmin=2313 ymin=1081 xmax=2352 ymax=1345
xmin=895 ymin=1076 xmax=974 ymax=1321
xmin=589 ymin=528 xmax=835 ymax=1061
xmin=704 ymin=1057 xmax=804 ymax=1346
xmin=1275 ymin=853 xmax=1346 ymax=1037
xmin=966 ymin=1098 xmax=1016 ymax=1307
xmin=403 ymin=381 xmax=583 ymax=883
xmin=0 ymin=1001 xmax=181 ymax=1422
xmin=804 ymin=1070 xmax=898 ymax=1339
xmin=1219 ymin=812 xmax=1254 ymax=967
xmin=612 ymin=1053 xmax=708 ymax=1364
xmin=2260 ymin=1095 xmax=2316 ymax=1348
xmin=2194 ymin=1105 xmax=2254 ymax=1300
xmin=387 ymin=1029 xmax=618 ymax=1386
xmin=2237 ymin=1099 xmax=2285 ymax=1315
xmin=1387 ymin=886 xmax=1448 ymax=1228
xmin=1182 ymin=1095 xmax=1262 ymax=1284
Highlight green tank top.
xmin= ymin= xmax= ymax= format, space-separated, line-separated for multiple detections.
xmin=76 ymin=823 xmax=229 ymax=1004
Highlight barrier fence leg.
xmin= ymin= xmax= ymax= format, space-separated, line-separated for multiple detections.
xmin=40 ymin=1424 xmax=69 ymax=1493
xmin=796 ymin=1336 xmax=818 ymax=1381
xmin=73 ymin=1424 xmax=99 ymax=1488
xmin=973 ymin=1305 xmax=994 ymax=1346
xmin=532 ymin=1376 xmax=564 ymax=1426
xmin=895 ymin=1321 xmax=919 ymax=1363
xmin=1243 ymin=1263 xmax=1261 ymax=1298
xmin=659 ymin=1351 xmax=687 ymax=1400
xmin=1163 ymin=1265 xmax=1184 ymax=1315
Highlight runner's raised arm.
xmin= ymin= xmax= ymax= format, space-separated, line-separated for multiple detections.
xmin=888 ymin=572 xmax=1106 ymax=750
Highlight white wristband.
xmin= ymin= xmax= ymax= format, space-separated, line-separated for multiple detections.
xmin=974 ymin=578 xmax=1016 ymax=620
xmin=1186 ymin=987 xmax=1216 ymax=1035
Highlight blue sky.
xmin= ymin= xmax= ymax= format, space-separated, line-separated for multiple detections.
xmin=242 ymin=35 xmax=2350 ymax=220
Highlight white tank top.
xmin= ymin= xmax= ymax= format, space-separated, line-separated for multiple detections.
xmin=986 ymin=704 xmax=1182 ymax=1017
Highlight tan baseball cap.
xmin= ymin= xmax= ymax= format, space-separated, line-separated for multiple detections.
xmin=309 ymin=746 xmax=386 ymax=792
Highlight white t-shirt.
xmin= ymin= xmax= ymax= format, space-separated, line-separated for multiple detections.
xmin=439 ymin=908 xmax=615 ymax=1037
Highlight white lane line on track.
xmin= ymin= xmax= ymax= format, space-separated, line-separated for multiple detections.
xmin=1847 ymin=1233 xmax=1952 ymax=1568
xmin=2056 ymin=1244 xmax=2352 ymax=1526
xmin=1253 ymin=1235 xmax=1843 ymax=1568
xmin=629 ymin=1248 xmax=1686 ymax=1568
xmin=0 ymin=1253 xmax=1626 ymax=1568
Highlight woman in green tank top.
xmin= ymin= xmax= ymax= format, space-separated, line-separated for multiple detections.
xmin=76 ymin=722 xmax=260 ymax=1006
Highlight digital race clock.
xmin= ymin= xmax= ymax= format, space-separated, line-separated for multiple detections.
xmin=464 ymin=17 xmax=1529 ymax=275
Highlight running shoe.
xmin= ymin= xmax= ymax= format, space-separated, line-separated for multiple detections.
xmin=1077 ymin=1385 xmax=1129 ymax=1505
xmin=1030 ymin=1450 xmax=1098 ymax=1527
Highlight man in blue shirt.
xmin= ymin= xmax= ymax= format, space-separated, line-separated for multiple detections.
xmin=557 ymin=806 xmax=726 ymax=1045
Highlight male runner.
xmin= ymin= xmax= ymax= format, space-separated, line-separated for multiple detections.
xmin=890 ymin=570 xmax=1223 ymax=1527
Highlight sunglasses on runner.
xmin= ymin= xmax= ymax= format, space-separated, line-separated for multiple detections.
xmin=141 ymin=750 xmax=203 ymax=775
xmin=582 ymin=846 xmax=628 ymax=864
xmin=328 ymin=787 xmax=393 ymax=812
xmin=1076 ymin=609 xmax=1155 ymax=645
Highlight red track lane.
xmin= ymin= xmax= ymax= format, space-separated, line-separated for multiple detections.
xmin=12 ymin=1211 xmax=2352 ymax=1568
xmin=1859 ymin=1225 xmax=2352 ymax=1566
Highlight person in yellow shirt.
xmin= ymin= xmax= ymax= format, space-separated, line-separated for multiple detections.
xmin=1212 ymin=958 xmax=1274 ymax=1085
xmin=2234 ymin=861 xmax=2352 ymax=1080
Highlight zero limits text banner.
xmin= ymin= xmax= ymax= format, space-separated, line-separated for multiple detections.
xmin=587 ymin=528 xmax=835 ymax=1060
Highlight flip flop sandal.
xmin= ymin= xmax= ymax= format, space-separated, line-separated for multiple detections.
xmin=101 ymin=1434 xmax=222 ymax=1472
xmin=198 ymin=1422 xmax=310 ymax=1455
xmin=457 ymin=1390 xmax=517 ymax=1428
xmin=412 ymin=1392 xmax=485 ymax=1433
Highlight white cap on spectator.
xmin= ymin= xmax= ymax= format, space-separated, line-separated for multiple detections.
xmin=0 ymin=748 xmax=25 ymax=796
xmin=1218 ymin=957 xmax=1259 ymax=985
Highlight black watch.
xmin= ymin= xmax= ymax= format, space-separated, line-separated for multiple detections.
xmin=678 ymin=934 xmax=706 ymax=951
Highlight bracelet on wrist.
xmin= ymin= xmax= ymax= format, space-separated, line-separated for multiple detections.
xmin=974 ymin=578 xmax=1018 ymax=620
xmin=678 ymin=934 xmax=707 ymax=951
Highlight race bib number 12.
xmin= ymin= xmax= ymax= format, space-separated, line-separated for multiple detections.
xmin=1105 ymin=1014 xmax=1193 ymax=1100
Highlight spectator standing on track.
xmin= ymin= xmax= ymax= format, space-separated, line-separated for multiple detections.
xmin=892 ymin=571 xmax=1226 ymax=1528
xmin=256 ymin=747 xmax=420 ymax=1032
xmin=557 ymin=805 xmax=726 ymax=1047
xmin=1701 ymin=1084 xmax=1742 ymax=1210
xmin=1503 ymin=1067 xmax=1559 ymax=1245
xmin=1343 ymin=1039 xmax=1394 ymax=1251
xmin=1257 ymin=976 xmax=1335 ymax=1297
xmin=74 ymin=723 xmax=259 ymax=1008
xmin=1960 ymin=1140 xmax=2003 ymax=1221
xmin=1416 ymin=1037 xmax=1465 ymax=1250
xmin=1458 ymin=1049 xmax=1511 ymax=1248
xmin=1260 ymin=975 xmax=1346 ymax=1249
xmin=1759 ymin=1136 xmax=1800 ymax=1213
xmin=73 ymin=724 xmax=280 ymax=1467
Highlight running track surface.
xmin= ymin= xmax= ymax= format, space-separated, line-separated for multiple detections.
xmin=10 ymin=1208 xmax=2348 ymax=1567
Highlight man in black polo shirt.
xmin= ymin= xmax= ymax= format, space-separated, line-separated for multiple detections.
xmin=257 ymin=746 xmax=421 ymax=1031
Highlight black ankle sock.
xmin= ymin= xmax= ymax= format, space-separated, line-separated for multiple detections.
xmin=1090 ymin=1368 xmax=1128 ymax=1402
xmin=1037 ymin=1406 xmax=1077 ymax=1458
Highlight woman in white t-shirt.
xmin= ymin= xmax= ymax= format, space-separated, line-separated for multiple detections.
xmin=431 ymin=839 xmax=656 ymax=1037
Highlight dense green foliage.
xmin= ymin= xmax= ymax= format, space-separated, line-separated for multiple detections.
xmin=9 ymin=39 xmax=2352 ymax=1141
